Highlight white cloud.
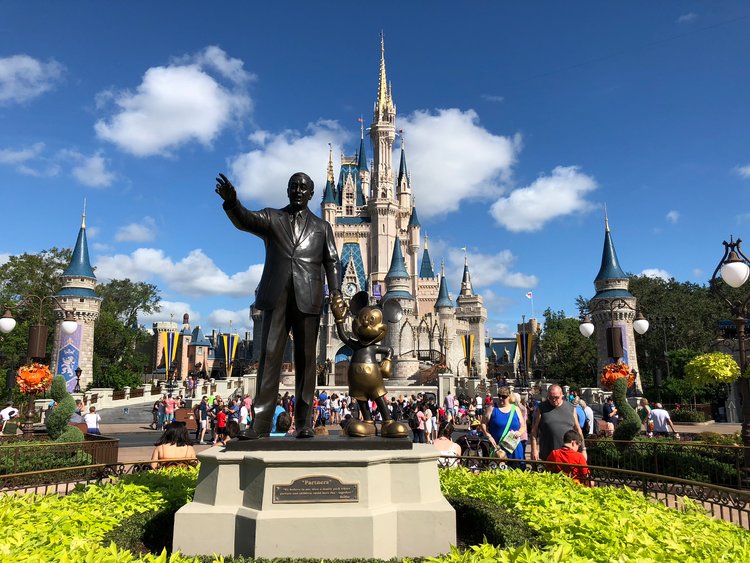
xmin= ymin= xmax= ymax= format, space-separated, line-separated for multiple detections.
xmin=138 ymin=300 xmax=200 ymax=329
xmin=0 ymin=253 xmax=10 ymax=266
xmin=489 ymin=321 xmax=511 ymax=337
xmin=95 ymin=46 xmax=253 ymax=156
xmin=0 ymin=143 xmax=45 ymax=165
xmin=70 ymin=152 xmax=115 ymax=187
xmin=94 ymin=248 xmax=264 ymax=298
xmin=736 ymin=164 xmax=750 ymax=178
xmin=677 ymin=13 xmax=697 ymax=24
xmin=0 ymin=55 xmax=64 ymax=105
xmin=229 ymin=120 xmax=351 ymax=207
xmin=737 ymin=213 xmax=750 ymax=224
xmin=92 ymin=242 xmax=113 ymax=253
xmin=208 ymin=308 xmax=252 ymax=335
xmin=490 ymin=165 xmax=597 ymax=232
xmin=0 ymin=142 xmax=59 ymax=177
xmin=666 ymin=210 xmax=679 ymax=223
xmin=115 ymin=217 xmax=157 ymax=243
xmin=641 ymin=268 xmax=672 ymax=281
xmin=398 ymin=108 xmax=520 ymax=218
xmin=446 ymin=247 xmax=538 ymax=289
xmin=692 ymin=268 xmax=704 ymax=278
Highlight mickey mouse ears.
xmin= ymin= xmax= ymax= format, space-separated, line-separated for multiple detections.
xmin=348 ymin=291 xmax=403 ymax=323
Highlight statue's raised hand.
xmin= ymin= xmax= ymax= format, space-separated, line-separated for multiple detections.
xmin=215 ymin=173 xmax=237 ymax=205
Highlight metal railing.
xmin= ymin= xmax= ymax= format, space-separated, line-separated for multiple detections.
xmin=586 ymin=438 xmax=747 ymax=489
xmin=0 ymin=436 xmax=119 ymax=479
xmin=0 ymin=458 xmax=198 ymax=496
xmin=450 ymin=455 xmax=750 ymax=529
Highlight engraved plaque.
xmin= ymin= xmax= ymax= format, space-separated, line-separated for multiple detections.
xmin=273 ymin=475 xmax=359 ymax=504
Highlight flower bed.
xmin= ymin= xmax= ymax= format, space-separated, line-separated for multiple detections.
xmin=2 ymin=465 xmax=749 ymax=562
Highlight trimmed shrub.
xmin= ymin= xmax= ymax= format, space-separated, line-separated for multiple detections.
xmin=611 ymin=377 xmax=640 ymax=441
xmin=670 ymin=409 xmax=707 ymax=423
xmin=446 ymin=495 xmax=539 ymax=549
xmin=46 ymin=375 xmax=83 ymax=442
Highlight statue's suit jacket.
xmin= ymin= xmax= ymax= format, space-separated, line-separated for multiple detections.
xmin=223 ymin=201 xmax=341 ymax=313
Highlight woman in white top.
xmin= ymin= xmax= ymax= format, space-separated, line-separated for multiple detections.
xmin=424 ymin=406 xmax=434 ymax=444
xmin=151 ymin=422 xmax=197 ymax=469
xmin=433 ymin=421 xmax=462 ymax=467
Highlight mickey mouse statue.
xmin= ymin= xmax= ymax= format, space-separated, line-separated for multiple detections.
xmin=332 ymin=291 xmax=410 ymax=438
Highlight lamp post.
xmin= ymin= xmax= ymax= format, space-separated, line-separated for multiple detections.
xmin=0 ymin=296 xmax=78 ymax=439
xmin=709 ymin=236 xmax=750 ymax=470
xmin=74 ymin=367 xmax=82 ymax=393
xmin=579 ymin=297 xmax=649 ymax=389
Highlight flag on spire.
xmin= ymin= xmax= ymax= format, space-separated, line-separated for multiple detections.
xmin=526 ymin=291 xmax=533 ymax=299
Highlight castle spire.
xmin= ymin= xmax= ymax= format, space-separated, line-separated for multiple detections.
xmin=419 ymin=233 xmax=435 ymax=278
xmin=460 ymin=250 xmax=474 ymax=296
xmin=435 ymin=258 xmax=452 ymax=309
xmin=63 ymin=209 xmax=96 ymax=280
xmin=377 ymin=31 xmax=389 ymax=119
xmin=358 ymin=128 xmax=368 ymax=172
xmin=397 ymin=135 xmax=409 ymax=189
xmin=327 ymin=143 xmax=334 ymax=186
xmin=595 ymin=217 xmax=627 ymax=282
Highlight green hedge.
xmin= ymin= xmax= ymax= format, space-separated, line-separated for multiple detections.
xmin=446 ymin=495 xmax=539 ymax=549
xmin=670 ymin=409 xmax=707 ymax=423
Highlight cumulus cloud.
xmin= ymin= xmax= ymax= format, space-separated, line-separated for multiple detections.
xmin=95 ymin=46 xmax=253 ymax=156
xmin=490 ymin=165 xmax=597 ymax=232
xmin=666 ymin=210 xmax=679 ymax=223
xmin=0 ymin=253 xmax=10 ymax=266
xmin=94 ymin=248 xmax=264 ymax=298
xmin=0 ymin=142 xmax=59 ymax=176
xmin=397 ymin=109 xmax=520 ymax=218
xmin=0 ymin=143 xmax=45 ymax=165
xmin=445 ymin=247 xmax=538 ymax=289
xmin=229 ymin=120 xmax=351 ymax=207
xmin=0 ymin=55 xmax=64 ymax=105
xmin=736 ymin=164 xmax=750 ymax=178
xmin=70 ymin=152 xmax=115 ymax=187
xmin=208 ymin=308 xmax=252 ymax=335
xmin=115 ymin=217 xmax=157 ymax=243
xmin=677 ymin=13 xmax=697 ymax=24
xmin=641 ymin=268 xmax=672 ymax=281
xmin=92 ymin=242 xmax=113 ymax=253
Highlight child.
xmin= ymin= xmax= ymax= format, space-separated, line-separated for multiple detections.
xmin=545 ymin=429 xmax=591 ymax=485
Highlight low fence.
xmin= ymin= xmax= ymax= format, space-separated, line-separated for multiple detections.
xmin=0 ymin=435 xmax=119 ymax=476
xmin=586 ymin=438 xmax=747 ymax=489
xmin=449 ymin=456 xmax=750 ymax=529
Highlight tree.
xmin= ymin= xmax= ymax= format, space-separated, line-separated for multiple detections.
xmin=538 ymin=308 xmax=597 ymax=389
xmin=96 ymin=279 xmax=160 ymax=327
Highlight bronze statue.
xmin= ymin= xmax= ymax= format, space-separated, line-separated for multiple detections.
xmin=215 ymin=172 xmax=346 ymax=438
xmin=333 ymin=292 xmax=409 ymax=438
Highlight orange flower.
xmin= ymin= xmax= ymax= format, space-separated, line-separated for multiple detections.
xmin=16 ymin=363 xmax=53 ymax=394
xmin=600 ymin=362 xmax=635 ymax=390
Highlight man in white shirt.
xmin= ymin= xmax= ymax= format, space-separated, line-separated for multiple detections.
xmin=83 ymin=406 xmax=102 ymax=435
xmin=649 ymin=403 xmax=679 ymax=439
xmin=1 ymin=403 xmax=19 ymax=433
xmin=579 ymin=399 xmax=595 ymax=436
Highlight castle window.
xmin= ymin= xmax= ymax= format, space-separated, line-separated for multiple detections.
xmin=346 ymin=205 xmax=353 ymax=215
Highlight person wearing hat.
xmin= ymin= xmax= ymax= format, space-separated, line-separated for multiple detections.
xmin=466 ymin=418 xmax=484 ymax=439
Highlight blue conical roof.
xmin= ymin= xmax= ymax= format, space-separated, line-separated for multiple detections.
xmin=397 ymin=145 xmax=409 ymax=187
xmin=322 ymin=178 xmax=336 ymax=204
xmin=357 ymin=135 xmax=368 ymax=172
xmin=419 ymin=246 xmax=435 ymax=278
xmin=595 ymin=226 xmax=627 ymax=281
xmin=408 ymin=205 xmax=420 ymax=227
xmin=63 ymin=224 xmax=95 ymax=279
xmin=189 ymin=326 xmax=210 ymax=347
xmin=435 ymin=274 xmax=452 ymax=309
xmin=385 ymin=236 xmax=409 ymax=280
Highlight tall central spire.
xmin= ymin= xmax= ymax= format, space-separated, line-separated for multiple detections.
xmin=377 ymin=31 xmax=389 ymax=118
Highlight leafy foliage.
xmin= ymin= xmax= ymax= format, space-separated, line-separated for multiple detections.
xmin=611 ymin=377 xmax=641 ymax=441
xmin=685 ymin=352 xmax=740 ymax=385
xmin=446 ymin=495 xmax=540 ymax=549
xmin=670 ymin=408 xmax=707 ymax=423
xmin=46 ymin=375 xmax=83 ymax=441
xmin=438 ymin=467 xmax=750 ymax=561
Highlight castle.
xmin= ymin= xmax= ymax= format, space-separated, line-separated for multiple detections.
xmin=304 ymin=37 xmax=488 ymax=383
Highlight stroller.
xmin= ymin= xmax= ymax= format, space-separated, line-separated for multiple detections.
xmin=457 ymin=430 xmax=500 ymax=471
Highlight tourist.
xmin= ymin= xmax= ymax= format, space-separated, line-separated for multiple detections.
xmin=433 ymin=421 xmax=462 ymax=467
xmin=150 ymin=398 xmax=160 ymax=430
xmin=271 ymin=412 xmax=292 ymax=436
xmin=482 ymin=387 xmax=526 ymax=463
xmin=443 ymin=391 xmax=456 ymax=420
xmin=150 ymin=422 xmax=196 ymax=469
xmin=648 ymin=403 xmax=679 ymax=439
xmin=424 ymin=402 xmax=435 ymax=444
xmin=510 ymin=392 xmax=529 ymax=459
xmin=83 ymin=406 xmax=101 ymax=435
xmin=239 ymin=401 xmax=250 ymax=431
xmin=475 ymin=394 xmax=483 ymax=418
xmin=412 ymin=403 xmax=426 ymax=444
xmin=0 ymin=402 xmax=19 ymax=433
xmin=602 ymin=396 xmax=617 ymax=435
xmin=579 ymin=399 xmax=595 ymax=436
xmin=164 ymin=394 xmax=177 ymax=425
xmin=545 ymin=429 xmax=591 ymax=485
xmin=530 ymin=384 xmax=586 ymax=462
xmin=213 ymin=404 xmax=229 ymax=446
xmin=198 ymin=395 xmax=210 ymax=444
xmin=637 ymin=398 xmax=652 ymax=433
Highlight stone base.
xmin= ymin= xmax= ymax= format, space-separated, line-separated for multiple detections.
xmin=173 ymin=444 xmax=455 ymax=559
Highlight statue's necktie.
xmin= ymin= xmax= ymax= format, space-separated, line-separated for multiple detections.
xmin=291 ymin=212 xmax=303 ymax=242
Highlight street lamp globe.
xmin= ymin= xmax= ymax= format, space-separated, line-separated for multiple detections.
xmin=720 ymin=253 xmax=750 ymax=288
xmin=633 ymin=312 xmax=650 ymax=335
xmin=579 ymin=315 xmax=594 ymax=338
xmin=0 ymin=310 xmax=16 ymax=334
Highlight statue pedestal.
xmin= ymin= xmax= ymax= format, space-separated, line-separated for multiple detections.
xmin=173 ymin=441 xmax=456 ymax=559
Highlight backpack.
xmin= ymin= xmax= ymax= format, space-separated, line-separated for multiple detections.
xmin=591 ymin=417 xmax=599 ymax=435
xmin=408 ymin=410 xmax=420 ymax=430
xmin=582 ymin=418 xmax=591 ymax=436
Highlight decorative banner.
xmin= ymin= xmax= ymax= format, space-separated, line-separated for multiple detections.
xmin=163 ymin=331 xmax=180 ymax=374
xmin=373 ymin=283 xmax=382 ymax=300
xmin=516 ymin=331 xmax=534 ymax=375
xmin=462 ymin=334 xmax=475 ymax=374
xmin=223 ymin=333 xmax=239 ymax=377
xmin=56 ymin=325 xmax=81 ymax=392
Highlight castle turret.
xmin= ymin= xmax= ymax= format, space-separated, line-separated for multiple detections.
xmin=322 ymin=144 xmax=337 ymax=224
xmin=455 ymin=252 xmax=487 ymax=377
xmin=52 ymin=208 xmax=102 ymax=392
xmin=590 ymin=215 xmax=642 ymax=389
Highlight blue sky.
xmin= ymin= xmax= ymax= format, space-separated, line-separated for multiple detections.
xmin=1 ymin=2 xmax=749 ymax=337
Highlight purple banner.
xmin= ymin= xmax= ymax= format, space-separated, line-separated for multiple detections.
xmin=56 ymin=325 xmax=82 ymax=392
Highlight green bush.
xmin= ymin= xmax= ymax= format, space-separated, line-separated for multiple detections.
xmin=670 ymin=409 xmax=707 ymax=423
xmin=446 ymin=495 xmax=539 ymax=549
xmin=611 ymin=377 xmax=640 ymax=441
xmin=0 ymin=441 xmax=92 ymax=476
xmin=46 ymin=375 xmax=83 ymax=442
xmin=438 ymin=467 xmax=750 ymax=562
xmin=695 ymin=431 xmax=742 ymax=446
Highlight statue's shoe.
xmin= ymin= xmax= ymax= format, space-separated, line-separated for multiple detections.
xmin=380 ymin=419 xmax=409 ymax=438
xmin=346 ymin=419 xmax=376 ymax=437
